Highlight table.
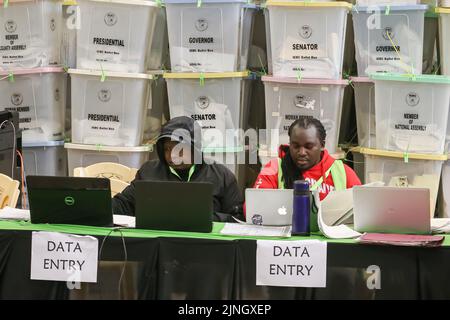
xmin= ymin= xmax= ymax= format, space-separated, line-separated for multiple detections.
xmin=0 ymin=220 xmax=449 ymax=300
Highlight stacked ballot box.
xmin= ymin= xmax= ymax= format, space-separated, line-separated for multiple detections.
xmin=0 ymin=1 xmax=68 ymax=178
xmin=353 ymin=147 xmax=446 ymax=217
xmin=260 ymin=1 xmax=352 ymax=165
xmin=65 ymin=143 xmax=154 ymax=176
xmin=165 ymin=0 xmax=257 ymax=181
xmin=66 ymin=0 xmax=167 ymax=174
xmin=437 ymin=7 xmax=450 ymax=217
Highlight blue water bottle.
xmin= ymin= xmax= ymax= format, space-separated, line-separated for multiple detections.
xmin=292 ymin=180 xmax=311 ymax=236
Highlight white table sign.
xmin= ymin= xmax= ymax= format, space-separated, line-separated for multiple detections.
xmin=31 ymin=232 xmax=98 ymax=283
xmin=256 ymin=240 xmax=327 ymax=287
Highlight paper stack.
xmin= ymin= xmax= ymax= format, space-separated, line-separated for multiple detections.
xmin=220 ymin=223 xmax=292 ymax=238
xmin=357 ymin=233 xmax=444 ymax=247
xmin=431 ymin=218 xmax=450 ymax=234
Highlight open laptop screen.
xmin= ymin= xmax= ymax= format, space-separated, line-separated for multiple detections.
xmin=135 ymin=181 xmax=213 ymax=233
xmin=27 ymin=176 xmax=113 ymax=227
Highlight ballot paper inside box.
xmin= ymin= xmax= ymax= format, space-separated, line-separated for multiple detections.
xmin=352 ymin=5 xmax=427 ymax=76
xmin=165 ymin=72 xmax=251 ymax=151
xmin=0 ymin=68 xmax=67 ymax=144
xmin=0 ymin=0 xmax=62 ymax=69
xmin=69 ymin=69 xmax=155 ymax=147
xmin=165 ymin=0 xmax=255 ymax=73
xmin=75 ymin=0 xmax=161 ymax=73
xmin=360 ymin=147 xmax=446 ymax=218
xmin=265 ymin=2 xmax=351 ymax=79
xmin=370 ymin=73 xmax=450 ymax=155
xmin=262 ymin=77 xmax=347 ymax=155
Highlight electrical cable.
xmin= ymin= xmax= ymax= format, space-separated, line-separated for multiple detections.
xmin=97 ymin=227 xmax=128 ymax=300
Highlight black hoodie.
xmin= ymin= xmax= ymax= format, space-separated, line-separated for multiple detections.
xmin=112 ymin=116 xmax=244 ymax=222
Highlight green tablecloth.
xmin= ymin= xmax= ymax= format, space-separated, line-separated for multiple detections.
xmin=0 ymin=219 xmax=448 ymax=245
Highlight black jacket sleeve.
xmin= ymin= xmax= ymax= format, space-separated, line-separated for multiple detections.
xmin=214 ymin=167 xmax=244 ymax=222
xmin=111 ymin=170 xmax=141 ymax=216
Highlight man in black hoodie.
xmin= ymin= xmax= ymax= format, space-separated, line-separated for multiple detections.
xmin=112 ymin=116 xmax=243 ymax=222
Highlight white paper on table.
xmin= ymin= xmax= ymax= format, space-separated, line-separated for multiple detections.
xmin=256 ymin=239 xmax=327 ymax=288
xmin=113 ymin=215 xmax=135 ymax=228
xmin=31 ymin=231 xmax=98 ymax=283
xmin=431 ymin=218 xmax=450 ymax=234
xmin=320 ymin=189 xmax=354 ymax=226
xmin=0 ymin=206 xmax=30 ymax=221
xmin=220 ymin=223 xmax=291 ymax=238
xmin=317 ymin=194 xmax=361 ymax=239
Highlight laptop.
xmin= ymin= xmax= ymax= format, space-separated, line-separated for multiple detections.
xmin=135 ymin=181 xmax=213 ymax=233
xmin=353 ymin=186 xmax=431 ymax=234
xmin=27 ymin=176 xmax=113 ymax=227
xmin=245 ymin=189 xmax=293 ymax=226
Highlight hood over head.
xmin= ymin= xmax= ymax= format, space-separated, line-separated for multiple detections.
xmin=156 ymin=116 xmax=203 ymax=165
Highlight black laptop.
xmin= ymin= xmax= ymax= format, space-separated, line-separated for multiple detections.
xmin=135 ymin=181 xmax=213 ymax=233
xmin=27 ymin=176 xmax=113 ymax=227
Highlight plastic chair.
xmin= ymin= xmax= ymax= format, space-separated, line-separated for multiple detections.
xmin=0 ymin=173 xmax=20 ymax=209
xmin=74 ymin=162 xmax=138 ymax=183
xmin=110 ymin=178 xmax=130 ymax=198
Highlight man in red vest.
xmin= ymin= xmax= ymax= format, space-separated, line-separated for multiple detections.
xmin=254 ymin=117 xmax=361 ymax=200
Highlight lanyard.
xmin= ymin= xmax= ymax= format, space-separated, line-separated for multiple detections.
xmin=169 ymin=165 xmax=196 ymax=182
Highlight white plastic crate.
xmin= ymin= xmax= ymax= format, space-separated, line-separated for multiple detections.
xmin=69 ymin=69 xmax=155 ymax=147
xmin=258 ymin=149 xmax=345 ymax=169
xmin=262 ymin=76 xmax=347 ymax=155
xmin=437 ymin=8 xmax=450 ymax=76
xmin=165 ymin=0 xmax=255 ymax=72
xmin=265 ymin=1 xmax=351 ymax=79
xmin=360 ymin=147 xmax=446 ymax=217
xmin=356 ymin=0 xmax=419 ymax=4
xmin=437 ymin=8 xmax=450 ymax=152
xmin=76 ymin=0 xmax=160 ymax=73
xmin=65 ymin=142 xmax=153 ymax=176
xmin=352 ymin=77 xmax=376 ymax=148
xmin=164 ymin=71 xmax=251 ymax=151
xmin=23 ymin=141 xmax=67 ymax=176
xmin=371 ymin=73 xmax=450 ymax=154
xmin=0 ymin=0 xmax=62 ymax=69
xmin=0 ymin=67 xmax=66 ymax=143
xmin=353 ymin=5 xmax=427 ymax=76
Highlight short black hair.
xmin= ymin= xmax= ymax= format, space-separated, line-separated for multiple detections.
xmin=288 ymin=117 xmax=326 ymax=146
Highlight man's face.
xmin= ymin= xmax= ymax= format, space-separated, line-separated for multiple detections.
xmin=289 ymin=125 xmax=323 ymax=171
xmin=163 ymin=139 xmax=192 ymax=171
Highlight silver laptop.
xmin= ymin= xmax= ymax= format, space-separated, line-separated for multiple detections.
xmin=353 ymin=186 xmax=431 ymax=234
xmin=245 ymin=189 xmax=293 ymax=226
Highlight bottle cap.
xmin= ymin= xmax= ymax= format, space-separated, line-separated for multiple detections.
xmin=293 ymin=180 xmax=309 ymax=191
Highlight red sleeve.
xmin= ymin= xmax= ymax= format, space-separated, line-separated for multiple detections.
xmin=253 ymin=158 xmax=280 ymax=189
xmin=344 ymin=164 xmax=362 ymax=188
